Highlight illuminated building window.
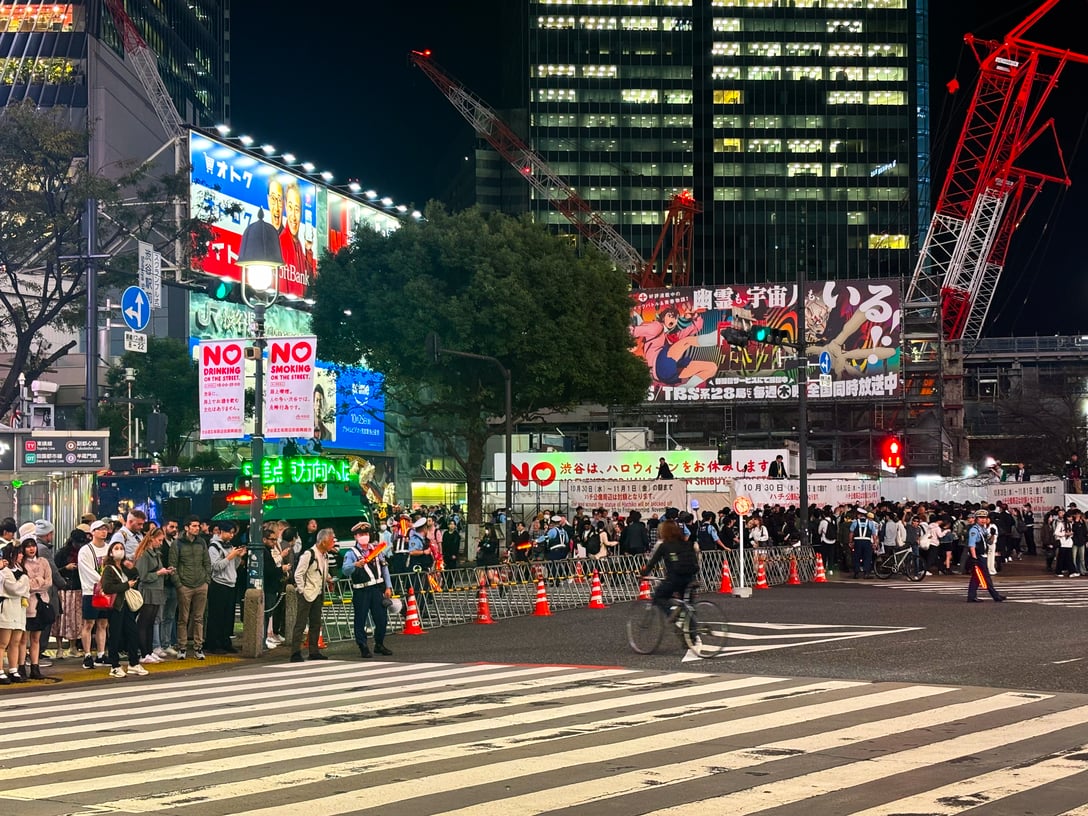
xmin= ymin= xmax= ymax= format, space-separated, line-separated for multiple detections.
xmin=826 ymin=0 xmax=864 ymax=7
xmin=788 ymin=138 xmax=824 ymax=153
xmin=714 ymin=138 xmax=743 ymax=152
xmin=829 ymin=66 xmax=864 ymax=81
xmin=785 ymin=42 xmax=822 ymax=57
xmin=535 ymin=64 xmax=576 ymax=78
xmin=0 ymin=3 xmax=76 ymax=32
xmin=663 ymin=17 xmax=694 ymax=32
xmin=714 ymin=188 xmax=743 ymax=201
xmin=871 ymin=187 xmax=908 ymax=200
xmin=847 ymin=211 xmax=867 ymax=225
xmin=830 ymin=163 xmax=849 ymax=176
xmin=789 ymin=115 xmax=825 ymax=127
xmin=868 ymin=234 xmax=909 ymax=249
xmin=787 ymin=66 xmax=824 ymax=81
xmin=537 ymin=113 xmax=578 ymax=126
xmin=748 ymin=115 xmax=783 ymax=127
xmin=621 ymin=17 xmax=658 ymax=30
xmin=867 ymin=0 xmax=906 ymax=7
xmin=537 ymin=16 xmax=576 ymax=30
xmin=747 ymin=66 xmax=781 ymax=81
xmin=621 ymin=114 xmax=659 ymax=127
xmin=714 ymin=18 xmax=741 ymax=32
xmin=828 ymin=91 xmax=864 ymax=104
xmin=534 ymin=88 xmax=578 ymax=102
xmin=828 ymin=43 xmax=863 ymax=57
xmin=621 ymin=88 xmax=660 ymax=103
xmin=666 ymin=90 xmax=694 ymax=104
xmin=660 ymin=0 xmax=693 ymax=6
xmin=788 ymin=188 xmax=825 ymax=200
xmin=827 ymin=20 xmax=863 ymax=33
xmin=713 ymin=89 xmax=744 ymax=105
xmin=868 ymin=67 xmax=906 ymax=81
xmin=868 ymin=90 xmax=906 ymax=105
xmin=714 ymin=114 xmax=742 ymax=128
xmin=751 ymin=188 xmax=785 ymax=200
xmin=748 ymin=42 xmax=782 ymax=58
xmin=0 ymin=58 xmax=82 ymax=84
xmin=788 ymin=163 xmax=823 ymax=177
xmin=748 ymin=138 xmax=782 ymax=153
xmin=713 ymin=66 xmax=742 ymax=80
xmin=579 ymin=17 xmax=618 ymax=30
xmin=584 ymin=113 xmax=620 ymax=126
xmin=583 ymin=65 xmax=618 ymax=78
xmin=663 ymin=115 xmax=692 ymax=126
xmin=712 ymin=42 xmax=741 ymax=57
xmin=868 ymin=43 xmax=907 ymax=57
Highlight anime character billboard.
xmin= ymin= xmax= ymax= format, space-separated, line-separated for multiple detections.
xmin=630 ymin=280 xmax=901 ymax=403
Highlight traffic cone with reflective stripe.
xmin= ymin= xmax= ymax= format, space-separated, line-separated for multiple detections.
xmin=401 ymin=588 xmax=425 ymax=635
xmin=533 ymin=577 xmax=552 ymax=616
xmin=813 ymin=553 xmax=828 ymax=583
xmin=587 ymin=571 xmax=607 ymax=609
xmin=787 ymin=556 xmax=802 ymax=585
xmin=754 ymin=557 xmax=770 ymax=590
xmin=718 ymin=559 xmax=734 ymax=594
xmin=573 ymin=561 xmax=587 ymax=583
xmin=638 ymin=578 xmax=652 ymax=600
xmin=476 ymin=582 xmax=496 ymax=624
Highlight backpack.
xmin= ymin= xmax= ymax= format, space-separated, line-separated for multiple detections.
xmin=584 ymin=530 xmax=602 ymax=556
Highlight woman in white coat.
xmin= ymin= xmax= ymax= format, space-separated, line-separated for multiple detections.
xmin=0 ymin=544 xmax=31 ymax=683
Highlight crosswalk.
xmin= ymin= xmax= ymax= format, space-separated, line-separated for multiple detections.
xmin=4 ymin=661 xmax=1088 ymax=815
xmin=873 ymin=576 xmax=1088 ymax=607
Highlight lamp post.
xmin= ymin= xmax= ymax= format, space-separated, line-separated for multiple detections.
xmin=236 ymin=208 xmax=283 ymax=657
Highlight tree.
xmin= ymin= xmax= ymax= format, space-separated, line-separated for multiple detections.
xmin=312 ymin=205 xmax=651 ymax=522
xmin=0 ymin=102 xmax=211 ymax=422
xmin=98 ymin=338 xmax=199 ymax=465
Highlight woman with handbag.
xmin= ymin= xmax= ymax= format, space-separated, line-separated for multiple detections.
xmin=100 ymin=540 xmax=148 ymax=677
xmin=134 ymin=528 xmax=170 ymax=665
xmin=0 ymin=544 xmax=31 ymax=683
xmin=22 ymin=538 xmax=53 ymax=679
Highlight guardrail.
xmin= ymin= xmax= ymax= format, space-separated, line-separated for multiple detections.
xmin=312 ymin=545 xmax=818 ymax=642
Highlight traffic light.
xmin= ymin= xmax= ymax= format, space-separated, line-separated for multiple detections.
xmin=751 ymin=325 xmax=789 ymax=345
xmin=881 ymin=435 xmax=903 ymax=470
xmin=147 ymin=411 xmax=168 ymax=453
xmin=206 ymin=279 xmax=241 ymax=302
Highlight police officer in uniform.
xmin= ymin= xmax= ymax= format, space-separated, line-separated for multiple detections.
xmin=967 ymin=509 xmax=1006 ymax=603
xmin=341 ymin=522 xmax=394 ymax=657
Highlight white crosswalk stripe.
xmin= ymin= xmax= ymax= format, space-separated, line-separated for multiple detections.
xmin=2 ymin=661 xmax=1088 ymax=816
xmin=872 ymin=576 xmax=1088 ymax=606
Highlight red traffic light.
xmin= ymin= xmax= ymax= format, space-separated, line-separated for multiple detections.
xmin=881 ymin=436 xmax=903 ymax=469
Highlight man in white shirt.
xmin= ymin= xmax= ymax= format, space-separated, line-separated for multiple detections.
xmin=77 ymin=520 xmax=112 ymax=668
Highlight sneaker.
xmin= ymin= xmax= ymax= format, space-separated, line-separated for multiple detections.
xmin=140 ymin=654 xmax=162 ymax=664
xmin=178 ymin=649 xmax=187 ymax=660
xmin=82 ymin=655 xmax=94 ymax=670
xmin=94 ymin=653 xmax=109 ymax=665
xmin=265 ymin=638 xmax=280 ymax=650
xmin=270 ymin=634 xmax=285 ymax=644
xmin=289 ymin=652 xmax=304 ymax=663
xmin=42 ymin=649 xmax=57 ymax=659
xmin=108 ymin=667 xmax=126 ymax=679
xmin=37 ymin=658 xmax=53 ymax=668
xmin=127 ymin=664 xmax=149 ymax=676
xmin=373 ymin=644 xmax=393 ymax=656
xmin=153 ymin=648 xmax=169 ymax=659
xmin=165 ymin=646 xmax=179 ymax=658
xmin=194 ymin=650 xmax=206 ymax=660
xmin=66 ymin=647 xmax=82 ymax=658
xmin=1073 ymin=573 xmax=1081 ymax=578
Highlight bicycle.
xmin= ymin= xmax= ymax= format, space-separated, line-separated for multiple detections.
xmin=873 ymin=546 xmax=925 ymax=581
xmin=626 ymin=580 xmax=729 ymax=658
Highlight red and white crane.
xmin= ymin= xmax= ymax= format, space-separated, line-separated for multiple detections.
xmin=410 ymin=50 xmax=699 ymax=289
xmin=907 ymin=0 xmax=1088 ymax=344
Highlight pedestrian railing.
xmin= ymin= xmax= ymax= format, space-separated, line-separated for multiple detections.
xmin=316 ymin=546 xmax=818 ymax=642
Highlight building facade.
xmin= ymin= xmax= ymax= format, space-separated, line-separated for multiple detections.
xmin=528 ymin=0 xmax=929 ymax=286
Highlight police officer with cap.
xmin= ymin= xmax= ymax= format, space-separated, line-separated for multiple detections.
xmin=341 ymin=522 xmax=394 ymax=657
xmin=967 ymin=509 xmax=1006 ymax=603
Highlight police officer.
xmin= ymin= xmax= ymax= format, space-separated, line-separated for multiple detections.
xmin=850 ymin=511 xmax=878 ymax=579
xmin=341 ymin=522 xmax=394 ymax=658
xmin=967 ymin=509 xmax=1006 ymax=603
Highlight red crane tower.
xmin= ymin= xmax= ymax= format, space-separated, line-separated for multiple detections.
xmin=906 ymin=0 xmax=1088 ymax=344
xmin=409 ymin=50 xmax=699 ymax=289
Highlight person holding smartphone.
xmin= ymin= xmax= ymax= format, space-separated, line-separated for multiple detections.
xmin=134 ymin=528 xmax=170 ymax=664
xmin=205 ymin=521 xmax=244 ymax=655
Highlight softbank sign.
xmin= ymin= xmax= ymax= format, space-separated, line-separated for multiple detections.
xmin=199 ymin=339 xmax=246 ymax=439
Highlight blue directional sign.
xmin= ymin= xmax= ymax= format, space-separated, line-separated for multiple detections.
xmin=121 ymin=286 xmax=151 ymax=332
xmin=819 ymin=351 xmax=832 ymax=376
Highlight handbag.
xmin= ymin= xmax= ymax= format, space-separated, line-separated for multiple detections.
xmin=33 ymin=593 xmax=56 ymax=626
xmin=124 ymin=588 xmax=144 ymax=611
xmin=91 ymin=581 xmax=115 ymax=609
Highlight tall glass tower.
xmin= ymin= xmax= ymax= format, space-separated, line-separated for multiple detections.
xmin=528 ymin=0 xmax=929 ymax=286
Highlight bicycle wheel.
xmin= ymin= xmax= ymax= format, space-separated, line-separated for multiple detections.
xmin=906 ymin=557 xmax=926 ymax=582
xmin=626 ymin=601 xmax=664 ymax=655
xmin=874 ymin=554 xmax=893 ymax=579
xmin=687 ymin=599 xmax=729 ymax=658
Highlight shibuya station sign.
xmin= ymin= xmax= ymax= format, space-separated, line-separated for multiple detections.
xmin=496 ymin=451 xmax=721 ymax=488
xmin=630 ymin=279 xmax=902 ymax=403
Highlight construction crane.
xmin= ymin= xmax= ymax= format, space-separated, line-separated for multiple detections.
xmin=906 ymin=0 xmax=1088 ymax=345
xmin=410 ymin=50 xmax=699 ymax=289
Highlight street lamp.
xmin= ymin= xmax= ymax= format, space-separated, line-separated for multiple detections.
xmin=236 ymin=208 xmax=283 ymax=657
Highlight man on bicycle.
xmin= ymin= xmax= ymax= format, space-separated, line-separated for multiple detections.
xmin=640 ymin=519 xmax=701 ymax=612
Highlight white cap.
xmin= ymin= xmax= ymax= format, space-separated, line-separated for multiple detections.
xmin=412 ymin=517 xmax=427 ymax=529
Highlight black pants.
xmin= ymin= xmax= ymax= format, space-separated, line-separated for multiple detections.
xmin=352 ymin=584 xmax=388 ymax=648
xmin=107 ymin=606 xmax=141 ymax=667
xmin=205 ymin=581 xmax=237 ymax=650
xmin=136 ymin=603 xmax=159 ymax=658
xmin=652 ymin=572 xmax=694 ymax=612
xmin=1024 ymin=528 xmax=1036 ymax=556
xmin=967 ymin=556 xmax=1003 ymax=601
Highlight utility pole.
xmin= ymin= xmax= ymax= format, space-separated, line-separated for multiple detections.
xmin=84 ymin=198 xmax=98 ymax=430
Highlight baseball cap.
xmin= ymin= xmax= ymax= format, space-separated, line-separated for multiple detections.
xmin=412 ymin=517 xmax=427 ymax=529
xmin=34 ymin=519 xmax=54 ymax=536
xmin=76 ymin=523 xmax=91 ymax=533
xmin=89 ymin=519 xmax=110 ymax=531
xmin=550 ymin=515 xmax=562 ymax=522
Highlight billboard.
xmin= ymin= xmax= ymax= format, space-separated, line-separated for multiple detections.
xmin=630 ymin=279 xmax=902 ymax=403
xmin=495 ymin=450 xmax=722 ymax=488
xmin=327 ymin=190 xmax=398 ymax=255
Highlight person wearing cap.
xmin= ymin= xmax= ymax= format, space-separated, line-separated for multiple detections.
xmin=77 ymin=519 xmax=113 ymax=668
xmin=32 ymin=519 xmax=64 ymax=665
xmin=967 ymin=509 xmax=1006 ymax=602
xmin=849 ymin=510 xmax=879 ymax=578
xmin=406 ymin=517 xmax=434 ymax=619
xmin=342 ymin=522 xmax=394 ymax=658
xmin=0 ymin=540 xmax=31 ymax=683
xmin=289 ymin=527 xmax=336 ymax=662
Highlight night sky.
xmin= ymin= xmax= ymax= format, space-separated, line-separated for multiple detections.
xmin=230 ymin=1 xmax=1088 ymax=336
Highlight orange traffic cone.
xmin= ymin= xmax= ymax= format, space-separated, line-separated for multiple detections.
xmin=813 ymin=553 xmax=828 ymax=583
xmin=476 ymin=584 xmax=496 ymax=624
xmin=587 ymin=571 xmax=608 ymax=609
xmin=787 ymin=556 xmax=802 ymax=585
xmin=754 ymin=557 xmax=770 ymax=590
xmin=638 ymin=578 xmax=652 ymax=601
xmin=533 ymin=577 xmax=552 ymax=616
xmin=574 ymin=562 xmax=587 ymax=583
xmin=718 ymin=559 xmax=734 ymax=594
xmin=401 ymin=588 xmax=425 ymax=635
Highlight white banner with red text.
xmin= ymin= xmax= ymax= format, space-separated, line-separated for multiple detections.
xmin=565 ymin=479 xmax=689 ymax=516
xmin=264 ymin=336 xmax=317 ymax=438
xmin=496 ymin=450 xmax=721 ymax=489
xmin=731 ymin=479 xmax=881 ymax=508
xmin=198 ymin=339 xmax=246 ymax=439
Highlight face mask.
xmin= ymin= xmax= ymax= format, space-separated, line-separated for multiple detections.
xmin=360 ymin=534 xmax=370 ymax=544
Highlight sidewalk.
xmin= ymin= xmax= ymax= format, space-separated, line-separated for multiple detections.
xmin=829 ymin=552 xmax=1055 ymax=582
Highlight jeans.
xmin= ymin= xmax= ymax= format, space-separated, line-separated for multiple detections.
xmin=157 ymin=583 xmax=178 ymax=649
xmin=290 ymin=592 xmax=324 ymax=656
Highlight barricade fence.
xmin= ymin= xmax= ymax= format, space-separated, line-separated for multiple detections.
xmin=315 ymin=546 xmax=818 ymax=642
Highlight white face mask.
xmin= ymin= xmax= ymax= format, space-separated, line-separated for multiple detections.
xmin=359 ymin=534 xmax=370 ymax=545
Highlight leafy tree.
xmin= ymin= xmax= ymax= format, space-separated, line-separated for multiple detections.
xmin=98 ymin=338 xmax=199 ymax=465
xmin=0 ymin=102 xmax=211 ymax=422
xmin=312 ymin=205 xmax=650 ymax=522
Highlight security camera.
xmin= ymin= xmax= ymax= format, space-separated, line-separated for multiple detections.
xmin=30 ymin=380 xmax=59 ymax=395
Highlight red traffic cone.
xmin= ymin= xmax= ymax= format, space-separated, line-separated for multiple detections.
xmin=317 ymin=633 xmax=328 ymax=650
xmin=754 ymin=558 xmax=770 ymax=590
xmin=787 ymin=557 xmax=802 ymax=585
xmin=401 ymin=588 xmax=426 ymax=635
xmin=718 ymin=559 xmax=734 ymax=594
xmin=638 ymin=578 xmax=652 ymax=601
xmin=813 ymin=553 xmax=828 ymax=583
xmin=587 ymin=571 xmax=608 ymax=609
xmin=476 ymin=584 xmax=496 ymax=624
xmin=533 ymin=577 xmax=552 ymax=616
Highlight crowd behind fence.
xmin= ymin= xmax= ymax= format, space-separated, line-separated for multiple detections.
xmin=316 ymin=546 xmax=818 ymax=641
